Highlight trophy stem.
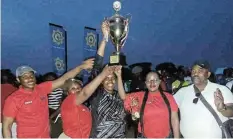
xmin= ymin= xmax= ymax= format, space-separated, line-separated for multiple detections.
xmin=116 ymin=44 xmax=120 ymax=53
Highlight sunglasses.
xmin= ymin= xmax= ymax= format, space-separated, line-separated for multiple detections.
xmin=193 ymin=93 xmax=201 ymax=104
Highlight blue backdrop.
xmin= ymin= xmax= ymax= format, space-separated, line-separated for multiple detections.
xmin=2 ymin=0 xmax=233 ymax=74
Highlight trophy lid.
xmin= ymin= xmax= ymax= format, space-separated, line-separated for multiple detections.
xmin=113 ymin=1 xmax=121 ymax=13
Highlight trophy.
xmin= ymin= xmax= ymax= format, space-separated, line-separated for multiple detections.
xmin=106 ymin=1 xmax=130 ymax=65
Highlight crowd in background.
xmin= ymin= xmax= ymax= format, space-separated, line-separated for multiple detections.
xmin=1 ymin=63 xmax=233 ymax=138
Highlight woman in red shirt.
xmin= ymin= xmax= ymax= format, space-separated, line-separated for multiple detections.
xmin=60 ymin=65 xmax=115 ymax=138
xmin=118 ymin=71 xmax=180 ymax=138
xmin=60 ymin=79 xmax=91 ymax=138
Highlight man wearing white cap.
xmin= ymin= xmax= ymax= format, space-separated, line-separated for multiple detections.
xmin=2 ymin=59 xmax=94 ymax=138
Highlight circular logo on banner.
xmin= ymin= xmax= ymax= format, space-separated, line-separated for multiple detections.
xmin=85 ymin=32 xmax=96 ymax=47
xmin=52 ymin=29 xmax=64 ymax=45
xmin=54 ymin=57 xmax=65 ymax=71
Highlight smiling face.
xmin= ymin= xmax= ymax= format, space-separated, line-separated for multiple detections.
xmin=145 ymin=72 xmax=161 ymax=92
xmin=68 ymin=82 xmax=82 ymax=95
xmin=17 ymin=71 xmax=36 ymax=91
xmin=102 ymin=73 xmax=116 ymax=93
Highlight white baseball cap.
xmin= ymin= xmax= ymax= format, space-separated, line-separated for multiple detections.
xmin=16 ymin=65 xmax=36 ymax=77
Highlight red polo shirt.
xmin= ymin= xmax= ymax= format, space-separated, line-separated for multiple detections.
xmin=61 ymin=93 xmax=92 ymax=138
xmin=1 ymin=84 xmax=18 ymax=122
xmin=3 ymin=81 xmax=52 ymax=138
xmin=124 ymin=91 xmax=178 ymax=138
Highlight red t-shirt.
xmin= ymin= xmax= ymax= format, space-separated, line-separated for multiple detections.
xmin=3 ymin=81 xmax=52 ymax=138
xmin=61 ymin=93 xmax=92 ymax=138
xmin=1 ymin=84 xmax=18 ymax=122
xmin=124 ymin=91 xmax=178 ymax=138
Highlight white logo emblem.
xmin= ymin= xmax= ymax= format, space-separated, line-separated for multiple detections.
xmin=52 ymin=29 xmax=64 ymax=45
xmin=25 ymin=101 xmax=32 ymax=105
xmin=54 ymin=57 xmax=65 ymax=71
xmin=85 ymin=32 xmax=96 ymax=47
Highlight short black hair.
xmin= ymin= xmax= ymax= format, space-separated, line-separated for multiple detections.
xmin=43 ymin=72 xmax=58 ymax=81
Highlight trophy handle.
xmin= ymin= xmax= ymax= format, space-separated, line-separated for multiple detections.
xmin=125 ymin=13 xmax=132 ymax=22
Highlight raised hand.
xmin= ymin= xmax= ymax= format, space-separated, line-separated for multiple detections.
xmin=214 ymin=88 xmax=225 ymax=111
xmin=114 ymin=65 xmax=122 ymax=77
xmin=101 ymin=20 xmax=110 ymax=41
xmin=81 ymin=58 xmax=95 ymax=70
xmin=101 ymin=65 xmax=114 ymax=77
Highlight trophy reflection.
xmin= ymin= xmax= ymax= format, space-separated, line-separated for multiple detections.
xmin=105 ymin=1 xmax=130 ymax=65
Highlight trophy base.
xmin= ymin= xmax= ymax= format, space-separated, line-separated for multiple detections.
xmin=109 ymin=53 xmax=127 ymax=66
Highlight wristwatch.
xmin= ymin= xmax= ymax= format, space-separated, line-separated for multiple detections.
xmin=103 ymin=34 xmax=108 ymax=42
xmin=219 ymin=104 xmax=227 ymax=112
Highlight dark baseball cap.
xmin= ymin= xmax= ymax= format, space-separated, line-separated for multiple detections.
xmin=192 ymin=60 xmax=211 ymax=71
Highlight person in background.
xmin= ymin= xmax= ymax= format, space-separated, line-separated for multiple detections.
xmin=2 ymin=58 xmax=94 ymax=138
xmin=60 ymin=65 xmax=116 ymax=138
xmin=208 ymin=72 xmax=217 ymax=83
xmin=122 ymin=72 xmax=180 ymax=138
xmin=226 ymin=80 xmax=233 ymax=92
xmin=184 ymin=68 xmax=192 ymax=84
xmin=223 ymin=68 xmax=233 ymax=84
xmin=130 ymin=66 xmax=145 ymax=92
xmin=174 ymin=60 xmax=233 ymax=138
xmin=1 ymin=70 xmax=18 ymax=138
xmin=43 ymin=72 xmax=64 ymax=116
xmin=172 ymin=67 xmax=190 ymax=94
xmin=43 ymin=72 xmax=64 ymax=138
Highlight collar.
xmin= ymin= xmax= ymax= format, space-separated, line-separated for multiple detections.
xmin=193 ymin=80 xmax=211 ymax=92
xmin=19 ymin=85 xmax=37 ymax=94
xmin=103 ymin=89 xmax=117 ymax=97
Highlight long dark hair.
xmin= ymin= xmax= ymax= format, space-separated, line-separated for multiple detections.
xmin=139 ymin=71 xmax=164 ymax=135
xmin=140 ymin=71 xmax=173 ymax=137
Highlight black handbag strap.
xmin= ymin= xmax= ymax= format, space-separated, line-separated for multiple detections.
xmin=193 ymin=85 xmax=223 ymax=127
xmin=139 ymin=89 xmax=149 ymax=136
xmin=231 ymin=83 xmax=233 ymax=92
xmin=159 ymin=91 xmax=173 ymax=135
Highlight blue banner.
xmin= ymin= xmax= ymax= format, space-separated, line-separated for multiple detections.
xmin=82 ymin=27 xmax=99 ymax=84
xmin=49 ymin=23 xmax=67 ymax=76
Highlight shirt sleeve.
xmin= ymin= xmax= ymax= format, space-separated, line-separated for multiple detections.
xmin=3 ymin=96 xmax=18 ymax=118
xmin=91 ymin=54 xmax=104 ymax=78
xmin=219 ymin=85 xmax=233 ymax=104
xmin=165 ymin=93 xmax=178 ymax=112
xmin=173 ymin=88 xmax=185 ymax=107
xmin=226 ymin=81 xmax=233 ymax=90
xmin=38 ymin=81 xmax=53 ymax=95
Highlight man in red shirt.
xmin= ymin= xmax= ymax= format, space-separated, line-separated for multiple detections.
xmin=2 ymin=58 xmax=94 ymax=138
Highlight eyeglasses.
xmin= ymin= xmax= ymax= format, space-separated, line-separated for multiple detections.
xmin=145 ymin=79 xmax=160 ymax=84
xmin=193 ymin=93 xmax=201 ymax=104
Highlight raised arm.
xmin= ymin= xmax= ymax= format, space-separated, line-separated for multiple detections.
xmin=114 ymin=65 xmax=127 ymax=100
xmin=92 ymin=21 xmax=110 ymax=74
xmin=90 ymin=21 xmax=109 ymax=86
xmin=52 ymin=58 xmax=94 ymax=90
xmin=75 ymin=65 xmax=115 ymax=105
xmin=98 ymin=20 xmax=109 ymax=57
